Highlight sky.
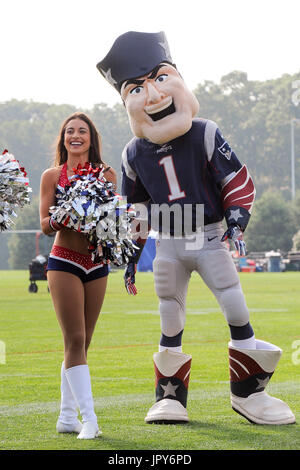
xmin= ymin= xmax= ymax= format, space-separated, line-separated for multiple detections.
xmin=1 ymin=0 xmax=299 ymax=109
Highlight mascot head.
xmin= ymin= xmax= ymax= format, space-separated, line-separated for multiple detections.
xmin=97 ymin=31 xmax=199 ymax=145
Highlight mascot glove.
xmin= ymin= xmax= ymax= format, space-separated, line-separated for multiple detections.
xmin=124 ymin=261 xmax=138 ymax=295
xmin=221 ymin=224 xmax=246 ymax=256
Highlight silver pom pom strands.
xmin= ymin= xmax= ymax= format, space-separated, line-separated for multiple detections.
xmin=49 ymin=162 xmax=137 ymax=266
xmin=0 ymin=149 xmax=32 ymax=232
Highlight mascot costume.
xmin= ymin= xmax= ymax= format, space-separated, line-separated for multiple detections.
xmin=97 ymin=31 xmax=295 ymax=425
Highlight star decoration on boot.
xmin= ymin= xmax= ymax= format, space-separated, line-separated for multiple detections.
xmin=256 ymin=377 xmax=270 ymax=390
xmin=160 ymin=381 xmax=179 ymax=398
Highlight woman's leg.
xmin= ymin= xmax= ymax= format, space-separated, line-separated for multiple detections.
xmin=47 ymin=270 xmax=86 ymax=369
xmin=48 ymin=270 xmax=108 ymax=439
xmin=68 ymin=275 xmax=108 ymax=439
xmin=47 ymin=270 xmax=86 ymax=433
xmin=83 ymin=275 xmax=108 ymax=356
xmin=63 ymin=275 xmax=107 ymax=439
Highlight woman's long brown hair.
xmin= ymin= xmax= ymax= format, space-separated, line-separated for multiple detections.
xmin=54 ymin=112 xmax=104 ymax=167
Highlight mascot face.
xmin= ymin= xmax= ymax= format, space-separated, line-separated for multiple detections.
xmin=120 ymin=63 xmax=199 ymax=145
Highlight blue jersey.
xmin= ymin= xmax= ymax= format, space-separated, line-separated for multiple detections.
xmin=121 ymin=118 xmax=242 ymax=233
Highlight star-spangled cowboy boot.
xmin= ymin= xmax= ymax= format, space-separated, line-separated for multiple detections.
xmin=229 ymin=339 xmax=295 ymax=425
xmin=145 ymin=349 xmax=192 ymax=423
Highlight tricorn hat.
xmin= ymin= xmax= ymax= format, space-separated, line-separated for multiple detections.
xmin=97 ymin=31 xmax=173 ymax=93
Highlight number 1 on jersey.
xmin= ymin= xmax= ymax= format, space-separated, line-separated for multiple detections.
xmin=159 ymin=155 xmax=186 ymax=201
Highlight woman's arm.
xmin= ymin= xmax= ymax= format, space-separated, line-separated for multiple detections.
xmin=39 ymin=168 xmax=59 ymax=235
xmin=103 ymin=166 xmax=117 ymax=190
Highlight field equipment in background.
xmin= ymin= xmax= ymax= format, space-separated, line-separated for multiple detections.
xmin=28 ymin=254 xmax=48 ymax=293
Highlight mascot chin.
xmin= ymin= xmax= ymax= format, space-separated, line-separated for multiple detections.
xmin=97 ymin=31 xmax=295 ymax=426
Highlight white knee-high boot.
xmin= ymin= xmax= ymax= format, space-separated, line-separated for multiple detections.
xmin=56 ymin=362 xmax=83 ymax=433
xmin=65 ymin=364 xmax=101 ymax=439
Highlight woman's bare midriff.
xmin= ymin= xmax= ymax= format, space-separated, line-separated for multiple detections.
xmin=54 ymin=229 xmax=91 ymax=255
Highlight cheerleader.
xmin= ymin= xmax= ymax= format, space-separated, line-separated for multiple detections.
xmin=39 ymin=113 xmax=116 ymax=439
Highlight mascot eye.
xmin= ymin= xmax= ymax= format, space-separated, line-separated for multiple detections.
xmin=155 ymin=74 xmax=168 ymax=83
xmin=130 ymin=86 xmax=143 ymax=95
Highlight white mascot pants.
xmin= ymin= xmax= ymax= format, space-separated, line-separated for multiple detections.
xmin=153 ymin=222 xmax=249 ymax=336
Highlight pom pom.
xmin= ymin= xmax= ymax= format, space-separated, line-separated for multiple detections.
xmin=49 ymin=162 xmax=136 ymax=265
xmin=0 ymin=150 xmax=32 ymax=231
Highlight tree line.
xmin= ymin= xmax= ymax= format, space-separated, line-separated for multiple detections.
xmin=1 ymin=69 xmax=300 ymax=269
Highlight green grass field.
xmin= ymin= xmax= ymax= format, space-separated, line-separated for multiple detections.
xmin=0 ymin=269 xmax=299 ymax=452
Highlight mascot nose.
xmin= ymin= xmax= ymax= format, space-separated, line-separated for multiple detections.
xmin=146 ymin=82 xmax=165 ymax=104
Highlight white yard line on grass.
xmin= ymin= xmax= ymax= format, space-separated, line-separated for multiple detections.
xmin=0 ymin=382 xmax=296 ymax=418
